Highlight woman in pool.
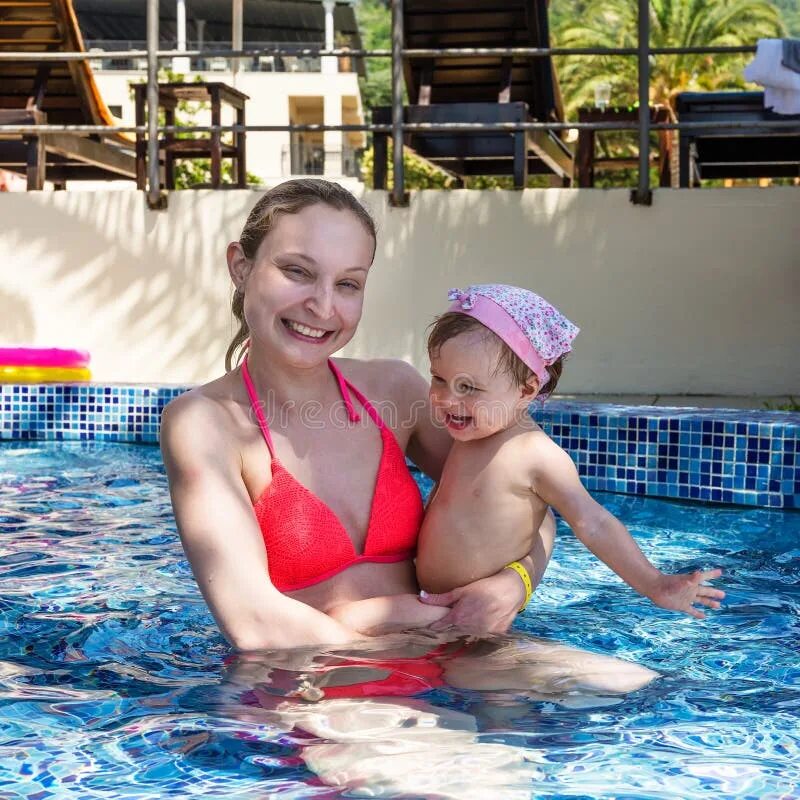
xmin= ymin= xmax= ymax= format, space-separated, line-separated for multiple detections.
xmin=160 ymin=178 xmax=656 ymax=698
xmin=162 ymin=178 xmax=534 ymax=648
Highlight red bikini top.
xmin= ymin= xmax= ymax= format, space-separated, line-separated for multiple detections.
xmin=241 ymin=356 xmax=423 ymax=592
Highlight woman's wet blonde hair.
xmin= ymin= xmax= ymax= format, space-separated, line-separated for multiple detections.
xmin=225 ymin=178 xmax=377 ymax=371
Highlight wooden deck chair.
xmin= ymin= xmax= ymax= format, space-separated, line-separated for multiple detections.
xmin=675 ymin=91 xmax=800 ymax=187
xmin=0 ymin=0 xmax=136 ymax=189
xmin=373 ymin=0 xmax=573 ymax=189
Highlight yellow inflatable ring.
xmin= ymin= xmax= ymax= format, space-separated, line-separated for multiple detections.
xmin=0 ymin=365 xmax=92 ymax=383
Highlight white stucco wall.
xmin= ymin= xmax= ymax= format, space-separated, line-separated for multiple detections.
xmin=91 ymin=68 xmax=363 ymax=183
xmin=0 ymin=187 xmax=798 ymax=395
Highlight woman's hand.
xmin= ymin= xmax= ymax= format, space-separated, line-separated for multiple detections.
xmin=419 ymin=568 xmax=527 ymax=635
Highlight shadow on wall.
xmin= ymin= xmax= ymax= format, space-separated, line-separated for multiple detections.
xmin=0 ymin=190 xmax=255 ymax=383
xmin=350 ymin=186 xmax=800 ymax=396
xmin=5 ymin=185 xmax=797 ymax=393
xmin=0 ymin=288 xmax=35 ymax=342
xmin=346 ymin=189 xmax=608 ymax=388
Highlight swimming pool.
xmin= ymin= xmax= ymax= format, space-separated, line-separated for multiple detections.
xmin=1 ymin=441 xmax=798 ymax=799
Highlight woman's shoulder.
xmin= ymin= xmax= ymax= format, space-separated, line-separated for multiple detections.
xmin=332 ymin=356 xmax=428 ymax=406
xmin=160 ymin=372 xmax=242 ymax=453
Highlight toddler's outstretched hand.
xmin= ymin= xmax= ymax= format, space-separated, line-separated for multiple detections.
xmin=649 ymin=568 xmax=725 ymax=619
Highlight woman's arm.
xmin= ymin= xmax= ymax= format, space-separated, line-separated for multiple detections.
xmin=160 ymin=394 xmax=358 ymax=651
xmin=328 ymin=594 xmax=449 ymax=636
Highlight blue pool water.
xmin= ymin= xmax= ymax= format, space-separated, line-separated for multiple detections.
xmin=1 ymin=441 xmax=798 ymax=799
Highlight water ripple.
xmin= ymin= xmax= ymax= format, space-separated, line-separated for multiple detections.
xmin=0 ymin=441 xmax=798 ymax=799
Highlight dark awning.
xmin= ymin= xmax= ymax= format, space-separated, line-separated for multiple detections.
xmin=73 ymin=0 xmax=361 ymax=46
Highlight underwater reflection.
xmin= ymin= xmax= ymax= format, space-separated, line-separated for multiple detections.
xmin=214 ymin=631 xmax=657 ymax=798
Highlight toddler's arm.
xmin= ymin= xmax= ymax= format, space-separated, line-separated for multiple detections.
xmin=532 ymin=439 xmax=724 ymax=619
xmin=328 ymin=594 xmax=450 ymax=636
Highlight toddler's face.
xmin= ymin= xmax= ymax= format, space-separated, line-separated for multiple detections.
xmin=428 ymin=330 xmax=534 ymax=442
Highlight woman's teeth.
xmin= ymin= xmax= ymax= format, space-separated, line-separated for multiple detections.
xmin=284 ymin=320 xmax=329 ymax=339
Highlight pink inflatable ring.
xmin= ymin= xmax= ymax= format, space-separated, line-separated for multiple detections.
xmin=0 ymin=347 xmax=90 ymax=369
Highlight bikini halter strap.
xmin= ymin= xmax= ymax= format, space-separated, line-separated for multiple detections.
xmin=240 ymin=356 xmax=384 ymax=456
xmin=240 ymin=355 xmax=276 ymax=456
xmin=326 ymin=359 xmax=361 ymax=424
xmin=328 ymin=361 xmax=384 ymax=429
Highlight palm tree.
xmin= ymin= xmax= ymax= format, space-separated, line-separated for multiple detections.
xmin=553 ymin=0 xmax=786 ymax=115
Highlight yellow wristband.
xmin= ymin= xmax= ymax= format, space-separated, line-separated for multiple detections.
xmin=504 ymin=560 xmax=533 ymax=612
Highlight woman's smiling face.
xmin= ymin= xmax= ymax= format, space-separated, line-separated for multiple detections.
xmin=236 ymin=203 xmax=375 ymax=368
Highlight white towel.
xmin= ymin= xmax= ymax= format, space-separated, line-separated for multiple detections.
xmin=744 ymin=38 xmax=800 ymax=114
xmin=765 ymin=86 xmax=800 ymax=115
xmin=744 ymin=39 xmax=800 ymax=90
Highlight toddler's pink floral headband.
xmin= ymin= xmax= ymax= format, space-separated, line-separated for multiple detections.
xmin=447 ymin=284 xmax=579 ymax=393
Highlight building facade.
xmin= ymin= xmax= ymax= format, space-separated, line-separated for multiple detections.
xmin=77 ymin=0 xmax=366 ymax=187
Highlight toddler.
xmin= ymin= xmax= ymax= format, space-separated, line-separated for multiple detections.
xmin=331 ymin=284 xmax=724 ymax=635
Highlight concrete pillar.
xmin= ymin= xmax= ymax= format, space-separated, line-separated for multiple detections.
xmin=173 ymin=0 xmax=191 ymax=73
xmin=321 ymin=0 xmax=337 ymax=74
xmin=232 ymin=0 xmax=243 ymax=85
xmin=324 ymin=95 xmax=343 ymax=176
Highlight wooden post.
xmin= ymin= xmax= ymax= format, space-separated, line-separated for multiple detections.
xmin=236 ymin=104 xmax=247 ymax=187
xmin=134 ymin=85 xmax=147 ymax=190
xmin=146 ymin=0 xmax=162 ymax=207
xmin=656 ymin=108 xmax=673 ymax=187
xmin=373 ymin=129 xmax=388 ymax=190
xmin=390 ymin=0 xmax=407 ymax=205
xmin=679 ymin=135 xmax=691 ymax=188
xmin=632 ymin=0 xmax=652 ymax=204
xmin=512 ymin=105 xmax=528 ymax=189
xmin=576 ymin=128 xmax=595 ymax=187
xmin=25 ymin=135 xmax=45 ymax=190
xmin=165 ymin=103 xmax=176 ymax=190
xmin=210 ymin=85 xmax=222 ymax=188
xmin=513 ymin=130 xmax=527 ymax=189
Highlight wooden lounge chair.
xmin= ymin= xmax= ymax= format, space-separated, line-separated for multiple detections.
xmin=675 ymin=91 xmax=800 ymax=187
xmin=372 ymin=0 xmax=573 ymax=189
xmin=0 ymin=0 xmax=136 ymax=189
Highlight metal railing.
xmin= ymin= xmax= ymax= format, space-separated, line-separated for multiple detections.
xmin=0 ymin=0 xmax=794 ymax=208
xmin=84 ymin=40 xmax=326 ymax=73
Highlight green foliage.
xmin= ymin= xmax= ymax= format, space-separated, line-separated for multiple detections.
xmin=550 ymin=0 xmax=786 ymax=187
xmin=763 ymin=397 xmax=800 ymax=412
xmin=133 ymin=68 xmax=263 ymax=189
xmin=466 ymin=174 xmax=554 ymax=189
xmin=360 ymin=143 xmax=555 ymax=189
xmin=355 ymin=0 xmax=393 ymax=112
xmin=553 ymin=0 xmax=786 ymax=114
xmin=354 ymin=0 xmax=791 ymax=190
xmin=771 ymin=0 xmax=800 ymax=34
xmin=360 ymin=143 xmax=455 ymax=189
xmin=171 ymin=158 xmax=263 ymax=190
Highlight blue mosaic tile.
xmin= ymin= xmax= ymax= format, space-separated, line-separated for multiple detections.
xmin=530 ymin=402 xmax=800 ymax=511
xmin=1 ymin=385 xmax=799 ymax=510
xmin=0 ymin=383 xmax=185 ymax=445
